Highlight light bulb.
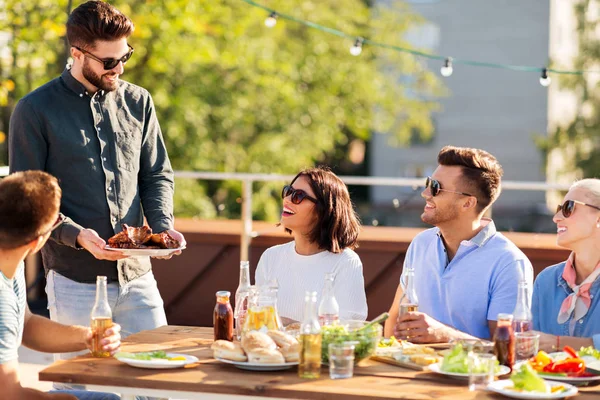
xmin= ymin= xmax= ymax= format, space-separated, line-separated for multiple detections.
xmin=350 ymin=37 xmax=364 ymax=56
xmin=440 ymin=57 xmax=453 ymax=77
xmin=264 ymin=12 xmax=277 ymax=28
xmin=539 ymin=68 xmax=551 ymax=87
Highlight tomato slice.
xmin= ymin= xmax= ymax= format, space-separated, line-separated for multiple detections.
xmin=563 ymin=345 xmax=578 ymax=359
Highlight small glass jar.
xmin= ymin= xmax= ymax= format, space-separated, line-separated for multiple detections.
xmin=214 ymin=291 xmax=233 ymax=341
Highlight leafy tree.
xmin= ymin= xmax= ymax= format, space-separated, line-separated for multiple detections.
xmin=540 ymin=0 xmax=600 ymax=180
xmin=2 ymin=0 xmax=443 ymax=221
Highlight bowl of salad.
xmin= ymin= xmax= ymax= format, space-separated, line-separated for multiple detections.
xmin=320 ymin=320 xmax=383 ymax=364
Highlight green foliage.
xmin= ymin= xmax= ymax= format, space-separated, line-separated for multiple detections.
xmin=539 ymin=0 xmax=600 ymax=179
xmin=3 ymin=0 xmax=443 ymax=220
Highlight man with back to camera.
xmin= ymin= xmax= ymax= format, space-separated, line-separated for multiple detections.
xmin=384 ymin=146 xmax=533 ymax=342
xmin=8 ymin=1 xmax=185 ymax=389
xmin=0 ymin=170 xmax=121 ymax=400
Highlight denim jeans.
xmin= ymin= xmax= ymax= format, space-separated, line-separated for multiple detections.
xmin=51 ymin=390 xmax=120 ymax=400
xmin=46 ymin=269 xmax=167 ymax=392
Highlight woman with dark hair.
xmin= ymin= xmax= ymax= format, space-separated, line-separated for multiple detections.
xmin=532 ymin=178 xmax=600 ymax=351
xmin=255 ymin=167 xmax=368 ymax=323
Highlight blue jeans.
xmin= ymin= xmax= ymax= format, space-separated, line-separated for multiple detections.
xmin=46 ymin=270 xmax=167 ymax=392
xmin=51 ymin=390 xmax=120 ymax=400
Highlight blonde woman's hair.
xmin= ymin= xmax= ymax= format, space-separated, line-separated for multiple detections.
xmin=570 ymin=178 xmax=600 ymax=205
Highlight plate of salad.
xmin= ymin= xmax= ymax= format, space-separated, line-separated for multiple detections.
xmin=518 ymin=346 xmax=600 ymax=385
xmin=115 ymin=351 xmax=198 ymax=369
xmin=428 ymin=343 xmax=510 ymax=379
xmin=487 ymin=364 xmax=578 ymax=399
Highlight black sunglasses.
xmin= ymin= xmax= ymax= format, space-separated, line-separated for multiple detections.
xmin=425 ymin=177 xmax=472 ymax=197
xmin=39 ymin=214 xmax=66 ymax=237
xmin=74 ymin=44 xmax=134 ymax=70
xmin=281 ymin=185 xmax=318 ymax=205
xmin=556 ymin=200 xmax=600 ymax=218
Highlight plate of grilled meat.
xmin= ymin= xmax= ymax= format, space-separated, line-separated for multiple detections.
xmin=106 ymin=224 xmax=185 ymax=256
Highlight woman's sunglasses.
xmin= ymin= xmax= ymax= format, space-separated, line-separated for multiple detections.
xmin=425 ymin=177 xmax=472 ymax=197
xmin=74 ymin=44 xmax=134 ymax=70
xmin=556 ymin=200 xmax=600 ymax=218
xmin=281 ymin=185 xmax=318 ymax=205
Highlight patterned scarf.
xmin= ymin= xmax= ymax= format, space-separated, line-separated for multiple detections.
xmin=557 ymin=252 xmax=600 ymax=325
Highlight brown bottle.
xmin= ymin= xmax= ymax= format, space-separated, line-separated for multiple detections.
xmin=214 ymin=291 xmax=234 ymax=341
xmin=493 ymin=313 xmax=515 ymax=371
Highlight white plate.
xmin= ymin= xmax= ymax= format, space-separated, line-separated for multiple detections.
xmin=215 ymin=357 xmax=298 ymax=371
xmin=487 ymin=379 xmax=578 ymax=399
xmin=514 ymin=360 xmax=600 ymax=385
xmin=115 ymin=352 xmax=198 ymax=369
xmin=105 ymin=246 xmax=185 ymax=257
xmin=428 ymin=362 xmax=511 ymax=380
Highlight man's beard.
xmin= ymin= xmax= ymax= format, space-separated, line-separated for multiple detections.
xmin=82 ymin=59 xmax=119 ymax=92
xmin=421 ymin=205 xmax=460 ymax=226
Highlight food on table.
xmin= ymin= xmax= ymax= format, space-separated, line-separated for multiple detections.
xmin=241 ymin=331 xmax=277 ymax=352
xmin=528 ymin=347 xmax=588 ymax=377
xmin=320 ymin=321 xmax=381 ymax=364
xmin=408 ymin=354 xmax=439 ymax=366
xmin=440 ymin=344 xmax=499 ymax=374
xmin=510 ymin=363 xmax=551 ymax=393
xmin=107 ymin=224 xmax=180 ymax=249
xmin=578 ymin=346 xmax=600 ymax=359
xmin=211 ymin=340 xmax=247 ymax=362
xmin=247 ymin=348 xmax=286 ymax=364
xmin=377 ymin=336 xmax=402 ymax=348
xmin=212 ymin=330 xmax=299 ymax=364
xmin=114 ymin=351 xmax=185 ymax=362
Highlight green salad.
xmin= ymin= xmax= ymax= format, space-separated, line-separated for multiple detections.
xmin=578 ymin=346 xmax=600 ymax=359
xmin=440 ymin=344 xmax=499 ymax=374
xmin=511 ymin=363 xmax=548 ymax=393
xmin=321 ymin=324 xmax=379 ymax=364
xmin=115 ymin=351 xmax=174 ymax=360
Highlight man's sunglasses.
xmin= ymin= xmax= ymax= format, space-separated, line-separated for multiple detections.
xmin=74 ymin=44 xmax=134 ymax=70
xmin=425 ymin=177 xmax=473 ymax=197
xmin=556 ymin=200 xmax=600 ymax=218
xmin=281 ymin=185 xmax=318 ymax=205
xmin=39 ymin=214 xmax=66 ymax=237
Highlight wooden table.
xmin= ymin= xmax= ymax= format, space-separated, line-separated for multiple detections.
xmin=39 ymin=326 xmax=600 ymax=400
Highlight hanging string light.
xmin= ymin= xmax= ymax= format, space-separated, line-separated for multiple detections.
xmin=350 ymin=37 xmax=364 ymax=56
xmin=244 ymin=0 xmax=599 ymax=84
xmin=440 ymin=57 xmax=453 ymax=77
xmin=539 ymin=68 xmax=551 ymax=87
xmin=264 ymin=11 xmax=278 ymax=28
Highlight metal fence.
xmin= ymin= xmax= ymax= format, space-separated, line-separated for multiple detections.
xmin=1 ymin=167 xmax=571 ymax=261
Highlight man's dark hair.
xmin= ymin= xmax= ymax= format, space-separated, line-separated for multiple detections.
xmin=437 ymin=146 xmax=504 ymax=213
xmin=286 ymin=166 xmax=361 ymax=253
xmin=0 ymin=171 xmax=61 ymax=249
xmin=67 ymin=1 xmax=134 ymax=49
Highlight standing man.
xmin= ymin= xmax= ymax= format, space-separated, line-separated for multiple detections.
xmin=0 ymin=171 xmax=121 ymax=400
xmin=384 ymin=146 xmax=533 ymax=342
xmin=8 ymin=0 xmax=183 ymax=368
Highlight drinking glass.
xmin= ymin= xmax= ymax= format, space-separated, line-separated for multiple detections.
xmin=468 ymin=353 xmax=497 ymax=391
xmin=515 ymin=332 xmax=540 ymax=361
xmin=328 ymin=342 xmax=355 ymax=379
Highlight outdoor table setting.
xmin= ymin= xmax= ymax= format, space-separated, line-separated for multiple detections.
xmin=38 ymin=325 xmax=600 ymax=400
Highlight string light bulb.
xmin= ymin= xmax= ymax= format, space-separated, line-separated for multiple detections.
xmin=350 ymin=37 xmax=364 ymax=56
xmin=539 ymin=68 xmax=551 ymax=87
xmin=440 ymin=57 xmax=453 ymax=77
xmin=264 ymin=11 xmax=278 ymax=28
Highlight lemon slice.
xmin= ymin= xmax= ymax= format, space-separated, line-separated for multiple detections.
xmin=168 ymin=356 xmax=186 ymax=361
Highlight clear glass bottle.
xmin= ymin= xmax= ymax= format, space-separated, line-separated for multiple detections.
xmin=399 ymin=266 xmax=419 ymax=316
xmin=299 ymin=291 xmax=322 ymax=379
xmin=493 ymin=313 xmax=515 ymax=371
xmin=234 ymin=261 xmax=251 ymax=340
xmin=214 ymin=291 xmax=234 ymax=341
xmin=512 ymin=280 xmax=533 ymax=332
xmin=90 ymin=276 xmax=113 ymax=358
xmin=318 ymin=272 xmax=339 ymax=326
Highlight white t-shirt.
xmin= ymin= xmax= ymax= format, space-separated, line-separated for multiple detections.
xmin=255 ymin=241 xmax=368 ymax=322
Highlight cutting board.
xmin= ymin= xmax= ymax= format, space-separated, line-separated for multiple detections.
xmin=371 ymin=355 xmax=438 ymax=371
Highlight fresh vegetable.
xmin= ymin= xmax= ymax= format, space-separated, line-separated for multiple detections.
xmin=578 ymin=346 xmax=600 ymax=359
xmin=378 ymin=336 xmax=401 ymax=348
xmin=321 ymin=323 xmax=380 ymax=364
xmin=563 ymin=345 xmax=578 ymax=359
xmin=511 ymin=363 xmax=549 ymax=393
xmin=542 ymin=358 xmax=585 ymax=376
xmin=115 ymin=351 xmax=182 ymax=361
xmin=441 ymin=344 xmax=469 ymax=373
xmin=528 ymin=351 xmax=552 ymax=371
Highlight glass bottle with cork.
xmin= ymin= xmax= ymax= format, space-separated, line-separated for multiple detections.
xmin=299 ymin=291 xmax=322 ymax=379
xmin=399 ymin=266 xmax=419 ymax=316
xmin=90 ymin=275 xmax=113 ymax=358
xmin=234 ymin=261 xmax=251 ymax=341
xmin=493 ymin=313 xmax=515 ymax=371
xmin=318 ymin=272 xmax=339 ymax=326
xmin=214 ymin=291 xmax=234 ymax=341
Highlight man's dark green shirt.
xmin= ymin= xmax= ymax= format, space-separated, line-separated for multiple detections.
xmin=9 ymin=69 xmax=174 ymax=285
